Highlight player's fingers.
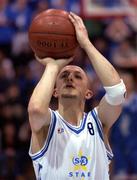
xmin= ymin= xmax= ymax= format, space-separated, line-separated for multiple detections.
xmin=70 ymin=12 xmax=84 ymax=26
xmin=69 ymin=14 xmax=80 ymax=26
xmin=69 ymin=14 xmax=83 ymax=30
xmin=70 ymin=12 xmax=80 ymax=20
xmin=69 ymin=13 xmax=85 ymax=30
xmin=60 ymin=56 xmax=74 ymax=63
xmin=35 ymin=55 xmax=56 ymax=66
xmin=67 ymin=56 xmax=74 ymax=62
xmin=35 ymin=54 xmax=53 ymax=61
xmin=69 ymin=14 xmax=77 ymax=25
xmin=35 ymin=54 xmax=41 ymax=61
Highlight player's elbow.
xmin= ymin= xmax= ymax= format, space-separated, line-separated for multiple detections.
xmin=28 ymin=101 xmax=47 ymax=115
xmin=28 ymin=102 xmax=50 ymax=132
xmin=28 ymin=107 xmax=44 ymax=133
xmin=28 ymin=102 xmax=38 ymax=114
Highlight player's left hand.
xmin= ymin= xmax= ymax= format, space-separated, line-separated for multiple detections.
xmin=35 ymin=55 xmax=74 ymax=70
xmin=69 ymin=12 xmax=90 ymax=49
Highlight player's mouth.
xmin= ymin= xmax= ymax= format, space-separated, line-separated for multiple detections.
xmin=65 ymin=84 xmax=75 ymax=89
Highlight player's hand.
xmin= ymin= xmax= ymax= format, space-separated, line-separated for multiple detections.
xmin=69 ymin=12 xmax=90 ymax=49
xmin=35 ymin=55 xmax=74 ymax=70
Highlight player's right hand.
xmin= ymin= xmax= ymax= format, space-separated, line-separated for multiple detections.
xmin=69 ymin=12 xmax=90 ymax=49
xmin=35 ymin=55 xmax=74 ymax=70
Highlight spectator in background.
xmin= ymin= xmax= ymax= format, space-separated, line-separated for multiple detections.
xmin=0 ymin=122 xmax=17 ymax=179
xmin=105 ymin=18 xmax=132 ymax=44
xmin=110 ymin=69 xmax=137 ymax=180
xmin=0 ymin=48 xmax=15 ymax=80
xmin=0 ymin=65 xmax=11 ymax=95
xmin=128 ymin=0 xmax=137 ymax=6
xmin=10 ymin=0 xmax=32 ymax=56
xmin=15 ymin=65 xmax=38 ymax=106
xmin=104 ymin=0 xmax=125 ymax=7
xmin=90 ymin=0 xmax=105 ymax=6
xmin=49 ymin=0 xmax=80 ymax=14
xmin=32 ymin=0 xmax=49 ymax=17
xmin=0 ymin=81 xmax=33 ymax=179
xmin=126 ymin=0 xmax=137 ymax=32
xmin=92 ymin=36 xmax=110 ymax=60
xmin=90 ymin=0 xmax=125 ymax=7
xmin=104 ymin=18 xmax=134 ymax=65
xmin=111 ymin=39 xmax=137 ymax=68
xmin=50 ymin=0 xmax=68 ymax=10
xmin=0 ymin=121 xmax=33 ymax=179
xmin=0 ymin=0 xmax=14 ymax=54
xmin=69 ymin=0 xmax=80 ymax=14
xmin=28 ymin=58 xmax=44 ymax=82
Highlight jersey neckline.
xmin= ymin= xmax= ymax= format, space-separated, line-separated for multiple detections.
xmin=55 ymin=111 xmax=88 ymax=134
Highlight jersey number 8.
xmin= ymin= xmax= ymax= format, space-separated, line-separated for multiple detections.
xmin=87 ymin=122 xmax=94 ymax=135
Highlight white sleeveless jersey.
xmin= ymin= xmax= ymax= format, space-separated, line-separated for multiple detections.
xmin=29 ymin=108 xmax=113 ymax=180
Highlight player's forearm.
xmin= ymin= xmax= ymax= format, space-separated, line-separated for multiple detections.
xmin=84 ymin=40 xmax=121 ymax=86
xmin=28 ymin=64 xmax=59 ymax=112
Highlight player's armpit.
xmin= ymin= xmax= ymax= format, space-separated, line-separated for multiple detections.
xmin=28 ymin=107 xmax=51 ymax=133
xmin=30 ymin=125 xmax=49 ymax=154
xmin=97 ymin=97 xmax=122 ymax=132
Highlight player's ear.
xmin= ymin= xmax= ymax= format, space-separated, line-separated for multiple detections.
xmin=85 ymin=89 xmax=93 ymax=100
xmin=53 ymin=88 xmax=58 ymax=98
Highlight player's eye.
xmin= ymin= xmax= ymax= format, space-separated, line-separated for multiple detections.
xmin=60 ymin=73 xmax=67 ymax=79
xmin=75 ymin=74 xmax=82 ymax=79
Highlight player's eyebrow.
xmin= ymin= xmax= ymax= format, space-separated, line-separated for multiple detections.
xmin=58 ymin=69 xmax=84 ymax=79
xmin=59 ymin=70 xmax=69 ymax=77
xmin=60 ymin=70 xmax=82 ymax=75
xmin=60 ymin=70 xmax=69 ymax=74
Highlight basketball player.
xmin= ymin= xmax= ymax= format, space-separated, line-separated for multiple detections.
xmin=28 ymin=12 xmax=126 ymax=180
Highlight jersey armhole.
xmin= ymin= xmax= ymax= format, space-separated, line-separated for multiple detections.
xmin=29 ymin=109 xmax=57 ymax=161
xmin=91 ymin=107 xmax=104 ymax=141
xmin=91 ymin=107 xmax=114 ymax=162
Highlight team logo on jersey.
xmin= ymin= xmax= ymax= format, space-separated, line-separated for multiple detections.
xmin=68 ymin=149 xmax=91 ymax=179
xmin=57 ymin=127 xmax=64 ymax=134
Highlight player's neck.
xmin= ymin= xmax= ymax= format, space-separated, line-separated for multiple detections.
xmin=58 ymin=102 xmax=85 ymax=126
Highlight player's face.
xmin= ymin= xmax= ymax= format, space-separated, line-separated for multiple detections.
xmin=54 ymin=66 xmax=92 ymax=100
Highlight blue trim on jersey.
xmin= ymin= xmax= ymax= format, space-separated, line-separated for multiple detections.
xmin=31 ymin=111 xmax=56 ymax=161
xmin=107 ymin=150 xmax=113 ymax=160
xmin=107 ymin=153 xmax=113 ymax=160
xmin=91 ymin=109 xmax=114 ymax=161
xmin=59 ymin=113 xmax=88 ymax=134
xmin=91 ymin=109 xmax=104 ymax=141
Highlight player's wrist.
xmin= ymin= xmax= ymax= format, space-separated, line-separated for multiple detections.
xmin=46 ymin=63 xmax=60 ymax=73
xmin=82 ymin=39 xmax=91 ymax=50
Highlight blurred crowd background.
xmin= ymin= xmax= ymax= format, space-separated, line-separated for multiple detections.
xmin=0 ymin=0 xmax=137 ymax=179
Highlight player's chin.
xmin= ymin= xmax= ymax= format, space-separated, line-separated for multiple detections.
xmin=61 ymin=93 xmax=78 ymax=99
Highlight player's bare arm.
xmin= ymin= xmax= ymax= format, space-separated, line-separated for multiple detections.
xmin=69 ymin=12 xmax=126 ymax=132
xmin=28 ymin=56 xmax=73 ymax=153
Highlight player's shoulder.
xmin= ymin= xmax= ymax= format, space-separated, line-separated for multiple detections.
xmin=86 ymin=106 xmax=99 ymax=116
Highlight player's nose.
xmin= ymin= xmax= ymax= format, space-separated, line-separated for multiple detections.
xmin=67 ymin=73 xmax=73 ymax=81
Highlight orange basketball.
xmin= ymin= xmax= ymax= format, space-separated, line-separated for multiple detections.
xmin=28 ymin=9 xmax=78 ymax=59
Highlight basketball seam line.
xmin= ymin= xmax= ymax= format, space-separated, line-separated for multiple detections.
xmin=35 ymin=14 xmax=70 ymax=21
xmin=33 ymin=46 xmax=77 ymax=53
xmin=29 ymin=32 xmax=75 ymax=36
